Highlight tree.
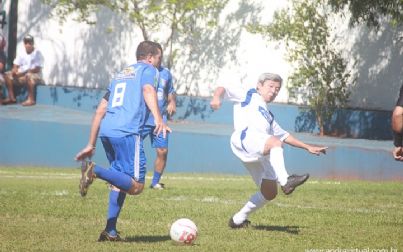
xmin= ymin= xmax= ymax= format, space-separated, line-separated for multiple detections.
xmin=248 ymin=0 xmax=353 ymax=136
xmin=41 ymin=0 xmax=227 ymax=69
xmin=327 ymin=0 xmax=403 ymax=29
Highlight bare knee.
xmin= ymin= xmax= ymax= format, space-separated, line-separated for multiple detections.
xmin=260 ymin=179 xmax=278 ymax=200
xmin=263 ymin=137 xmax=283 ymax=156
xmin=156 ymin=148 xmax=168 ymax=158
xmin=127 ymin=181 xmax=144 ymax=195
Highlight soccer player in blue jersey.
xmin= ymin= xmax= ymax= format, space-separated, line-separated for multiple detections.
xmin=210 ymin=73 xmax=327 ymax=228
xmin=75 ymin=41 xmax=171 ymax=241
xmin=141 ymin=43 xmax=176 ymax=189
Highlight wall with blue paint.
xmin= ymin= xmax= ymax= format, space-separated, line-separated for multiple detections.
xmin=1 ymin=85 xmax=400 ymax=181
xmin=36 ymin=85 xmax=393 ymax=140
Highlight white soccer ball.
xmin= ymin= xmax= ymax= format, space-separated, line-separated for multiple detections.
xmin=169 ymin=218 xmax=198 ymax=245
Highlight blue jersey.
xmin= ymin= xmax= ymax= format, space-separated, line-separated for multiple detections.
xmin=145 ymin=67 xmax=175 ymax=126
xmin=100 ymin=62 xmax=159 ymax=137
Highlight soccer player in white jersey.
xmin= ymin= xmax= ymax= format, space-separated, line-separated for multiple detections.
xmin=210 ymin=73 xmax=328 ymax=228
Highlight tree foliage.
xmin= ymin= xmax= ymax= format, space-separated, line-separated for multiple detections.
xmin=327 ymin=0 xmax=403 ymax=29
xmin=41 ymin=0 xmax=227 ymax=68
xmin=248 ymin=0 xmax=352 ymax=136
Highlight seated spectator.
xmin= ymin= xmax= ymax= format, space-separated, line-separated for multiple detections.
xmin=2 ymin=34 xmax=44 ymax=106
xmin=0 ymin=33 xmax=7 ymax=104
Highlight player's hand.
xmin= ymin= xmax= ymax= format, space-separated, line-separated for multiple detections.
xmin=210 ymin=97 xmax=221 ymax=111
xmin=75 ymin=144 xmax=95 ymax=161
xmin=154 ymin=120 xmax=172 ymax=139
xmin=307 ymin=146 xmax=328 ymax=155
xmin=167 ymin=103 xmax=176 ymax=117
xmin=392 ymin=147 xmax=403 ymax=161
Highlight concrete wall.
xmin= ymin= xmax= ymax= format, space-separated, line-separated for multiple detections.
xmin=36 ymin=85 xmax=393 ymax=140
xmin=0 ymin=85 xmax=400 ymax=181
xmin=1 ymin=0 xmax=402 ymax=110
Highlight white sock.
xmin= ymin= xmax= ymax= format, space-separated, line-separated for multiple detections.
xmin=233 ymin=191 xmax=268 ymax=224
xmin=269 ymin=147 xmax=289 ymax=186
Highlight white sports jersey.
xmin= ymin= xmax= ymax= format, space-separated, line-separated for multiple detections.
xmin=223 ymin=85 xmax=289 ymax=162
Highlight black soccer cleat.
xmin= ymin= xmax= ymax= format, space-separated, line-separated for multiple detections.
xmin=281 ymin=173 xmax=310 ymax=195
xmin=98 ymin=230 xmax=124 ymax=242
xmin=228 ymin=217 xmax=251 ymax=229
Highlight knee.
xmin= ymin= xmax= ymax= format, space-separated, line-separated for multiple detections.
xmin=263 ymin=137 xmax=282 ymax=155
xmin=127 ymin=183 xmax=144 ymax=195
xmin=260 ymin=179 xmax=278 ymax=200
xmin=157 ymin=148 xmax=168 ymax=158
xmin=261 ymin=189 xmax=277 ymax=201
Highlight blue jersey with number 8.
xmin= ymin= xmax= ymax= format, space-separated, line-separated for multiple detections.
xmin=100 ymin=62 xmax=159 ymax=137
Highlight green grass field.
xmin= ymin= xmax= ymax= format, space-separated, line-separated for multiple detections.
xmin=0 ymin=167 xmax=402 ymax=252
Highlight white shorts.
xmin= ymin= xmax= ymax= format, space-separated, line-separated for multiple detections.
xmin=230 ymin=129 xmax=271 ymax=162
xmin=243 ymin=156 xmax=277 ymax=186
xmin=230 ymin=129 xmax=277 ymax=186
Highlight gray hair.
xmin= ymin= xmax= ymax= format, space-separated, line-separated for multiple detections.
xmin=257 ymin=73 xmax=283 ymax=86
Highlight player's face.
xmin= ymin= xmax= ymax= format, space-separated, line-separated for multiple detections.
xmin=258 ymin=80 xmax=281 ymax=103
xmin=149 ymin=49 xmax=162 ymax=68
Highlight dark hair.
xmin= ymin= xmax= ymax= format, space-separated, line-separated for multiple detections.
xmin=23 ymin=34 xmax=34 ymax=44
xmin=136 ymin=41 xmax=162 ymax=60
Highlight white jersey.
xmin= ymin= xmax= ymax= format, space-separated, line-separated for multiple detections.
xmin=223 ymin=85 xmax=289 ymax=162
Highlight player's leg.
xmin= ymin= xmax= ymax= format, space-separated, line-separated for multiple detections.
xmin=263 ymin=136 xmax=309 ymax=195
xmin=80 ymin=135 xmax=145 ymax=197
xmin=98 ymin=187 xmax=126 ymax=242
xmin=150 ymin=131 xmax=169 ymax=189
xmin=96 ymin=135 xmax=146 ymax=241
xmin=229 ymin=160 xmax=277 ymax=228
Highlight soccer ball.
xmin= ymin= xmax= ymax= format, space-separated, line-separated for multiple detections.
xmin=169 ymin=218 xmax=198 ymax=245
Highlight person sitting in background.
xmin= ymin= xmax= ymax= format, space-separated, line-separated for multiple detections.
xmin=2 ymin=34 xmax=44 ymax=106
xmin=392 ymin=84 xmax=403 ymax=161
xmin=0 ymin=33 xmax=7 ymax=104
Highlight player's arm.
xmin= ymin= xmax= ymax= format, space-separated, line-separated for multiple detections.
xmin=284 ymin=134 xmax=327 ymax=155
xmin=167 ymin=92 xmax=176 ymax=116
xmin=75 ymin=96 xmax=108 ymax=161
xmin=210 ymin=86 xmax=226 ymax=110
xmin=391 ymin=105 xmax=403 ymax=161
xmin=143 ymin=84 xmax=171 ymax=138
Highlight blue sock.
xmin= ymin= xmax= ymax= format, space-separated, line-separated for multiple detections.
xmin=151 ymin=171 xmax=162 ymax=186
xmin=105 ymin=190 xmax=126 ymax=236
xmin=94 ymin=165 xmax=133 ymax=191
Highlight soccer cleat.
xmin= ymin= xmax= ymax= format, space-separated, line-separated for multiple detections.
xmin=281 ymin=173 xmax=310 ymax=195
xmin=79 ymin=161 xmax=95 ymax=197
xmin=228 ymin=217 xmax=251 ymax=229
xmin=150 ymin=183 xmax=165 ymax=190
xmin=98 ymin=230 xmax=123 ymax=242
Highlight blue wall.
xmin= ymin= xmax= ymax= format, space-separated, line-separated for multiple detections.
xmin=36 ymin=85 xmax=393 ymax=140
xmin=0 ymin=85 xmax=400 ymax=181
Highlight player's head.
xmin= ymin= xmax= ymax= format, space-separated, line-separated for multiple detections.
xmin=136 ymin=41 xmax=162 ymax=68
xmin=256 ymin=73 xmax=282 ymax=103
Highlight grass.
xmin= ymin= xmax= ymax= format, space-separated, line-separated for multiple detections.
xmin=0 ymin=166 xmax=402 ymax=252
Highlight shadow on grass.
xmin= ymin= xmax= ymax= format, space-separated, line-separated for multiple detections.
xmin=253 ymin=225 xmax=300 ymax=235
xmin=124 ymin=235 xmax=171 ymax=243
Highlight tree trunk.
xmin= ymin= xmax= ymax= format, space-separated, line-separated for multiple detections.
xmin=317 ymin=113 xmax=325 ymax=136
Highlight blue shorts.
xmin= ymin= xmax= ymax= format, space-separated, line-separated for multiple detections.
xmin=101 ymin=134 xmax=146 ymax=183
xmin=141 ymin=125 xmax=169 ymax=149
